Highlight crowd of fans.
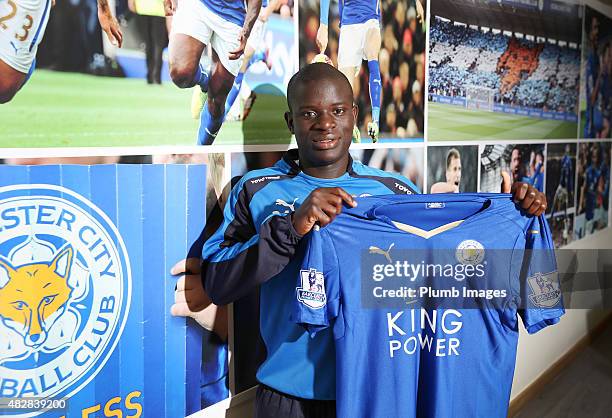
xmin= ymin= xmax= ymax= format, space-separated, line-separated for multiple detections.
xmin=429 ymin=17 xmax=580 ymax=114
xmin=300 ymin=0 xmax=425 ymax=137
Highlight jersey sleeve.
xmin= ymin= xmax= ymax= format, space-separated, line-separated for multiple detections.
xmin=518 ymin=215 xmax=565 ymax=334
xmin=201 ymin=177 xmax=303 ymax=305
xmin=292 ymin=227 xmax=340 ymax=337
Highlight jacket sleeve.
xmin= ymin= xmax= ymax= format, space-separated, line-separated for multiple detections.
xmin=201 ymin=178 xmax=302 ymax=305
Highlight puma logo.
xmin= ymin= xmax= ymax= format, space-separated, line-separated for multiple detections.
xmin=275 ymin=198 xmax=298 ymax=212
xmin=369 ymin=243 xmax=395 ymax=263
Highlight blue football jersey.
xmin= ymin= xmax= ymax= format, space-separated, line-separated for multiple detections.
xmin=339 ymin=0 xmax=380 ymax=25
xmin=201 ymin=0 xmax=246 ymax=27
xmin=294 ymin=193 xmax=564 ymax=417
xmin=584 ymin=51 xmax=599 ymax=138
xmin=202 ymin=150 xmax=419 ymax=399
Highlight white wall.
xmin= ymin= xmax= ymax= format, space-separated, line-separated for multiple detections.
xmin=510 ymin=227 xmax=612 ymax=399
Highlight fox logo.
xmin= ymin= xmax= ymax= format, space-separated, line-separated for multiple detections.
xmin=0 ymin=246 xmax=74 ymax=349
xmin=0 ymin=184 xmax=131 ymax=404
xmin=369 ymin=243 xmax=395 ymax=263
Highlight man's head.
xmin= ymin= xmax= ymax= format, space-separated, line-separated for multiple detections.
xmin=285 ymin=63 xmax=357 ymax=173
xmin=445 ymin=148 xmax=462 ymax=190
xmin=510 ymin=147 xmax=524 ymax=182
xmin=535 ymin=151 xmax=544 ymax=166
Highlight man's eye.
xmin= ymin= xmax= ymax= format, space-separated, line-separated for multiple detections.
xmin=334 ymin=108 xmax=346 ymax=115
xmin=303 ymin=111 xmax=316 ymax=118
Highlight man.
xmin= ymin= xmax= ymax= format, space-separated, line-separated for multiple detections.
xmin=579 ymin=144 xmax=604 ymax=234
xmin=529 ymin=151 xmax=545 ymax=192
xmin=584 ymin=15 xmax=602 ymax=138
xmin=164 ymin=0 xmax=262 ymax=145
xmin=316 ymin=0 xmax=383 ymax=142
xmin=0 ymin=0 xmax=122 ymax=103
xmin=430 ymin=148 xmax=461 ymax=193
xmin=551 ymin=145 xmax=573 ymax=241
xmin=171 ymin=63 xmax=547 ymax=417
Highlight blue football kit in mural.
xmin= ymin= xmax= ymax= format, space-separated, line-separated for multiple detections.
xmin=294 ymin=193 xmax=564 ymax=417
xmin=559 ymin=154 xmax=573 ymax=191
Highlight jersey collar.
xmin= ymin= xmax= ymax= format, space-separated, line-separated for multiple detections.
xmin=350 ymin=194 xmax=502 ymax=239
xmin=280 ymin=149 xmax=356 ymax=176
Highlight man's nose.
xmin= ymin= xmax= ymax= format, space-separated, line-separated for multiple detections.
xmin=316 ymin=112 xmax=335 ymax=129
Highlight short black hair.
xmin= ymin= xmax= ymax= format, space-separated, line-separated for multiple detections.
xmin=286 ymin=63 xmax=353 ymax=111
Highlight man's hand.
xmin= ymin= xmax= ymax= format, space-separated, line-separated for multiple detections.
xmin=511 ymin=182 xmax=547 ymax=216
xmin=229 ymin=29 xmax=248 ymax=60
xmin=316 ymin=24 xmax=328 ymax=54
xmin=292 ymin=187 xmax=356 ymax=236
xmin=97 ymin=1 xmax=123 ymax=47
xmin=415 ymin=0 xmax=424 ymax=24
xmin=163 ymin=0 xmax=177 ymax=16
xmin=170 ymin=258 xmax=228 ymax=341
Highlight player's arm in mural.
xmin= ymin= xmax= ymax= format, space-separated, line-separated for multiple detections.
xmin=0 ymin=0 xmax=122 ymax=103
xmin=316 ymin=0 xmax=331 ymax=53
xmin=414 ymin=0 xmax=424 ymax=23
xmin=98 ymin=0 xmax=123 ymax=47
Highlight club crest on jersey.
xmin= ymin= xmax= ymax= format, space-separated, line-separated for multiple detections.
xmin=455 ymin=240 xmax=485 ymax=265
xmin=0 ymin=185 xmax=131 ymax=411
xmin=297 ymin=269 xmax=326 ymax=309
xmin=527 ymin=272 xmax=561 ymax=308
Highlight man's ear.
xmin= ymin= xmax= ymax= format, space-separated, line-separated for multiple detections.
xmin=285 ymin=111 xmax=294 ymax=134
xmin=352 ymin=103 xmax=359 ymax=124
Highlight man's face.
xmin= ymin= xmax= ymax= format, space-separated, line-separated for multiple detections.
xmin=286 ymin=78 xmax=356 ymax=168
xmin=536 ymin=153 xmax=543 ymax=166
xmin=511 ymin=149 xmax=522 ymax=181
xmin=445 ymin=156 xmax=461 ymax=191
